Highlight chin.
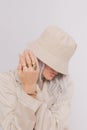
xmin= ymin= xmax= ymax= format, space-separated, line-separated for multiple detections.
xmin=45 ymin=76 xmax=54 ymax=81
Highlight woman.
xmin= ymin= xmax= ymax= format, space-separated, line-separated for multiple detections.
xmin=0 ymin=26 xmax=77 ymax=130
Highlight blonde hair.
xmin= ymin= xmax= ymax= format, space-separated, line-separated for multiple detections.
xmin=37 ymin=59 xmax=67 ymax=102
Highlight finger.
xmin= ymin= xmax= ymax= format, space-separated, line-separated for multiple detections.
xmin=19 ymin=54 xmax=23 ymax=66
xmin=20 ymin=53 xmax=26 ymax=67
xmin=23 ymin=50 xmax=34 ymax=71
xmin=17 ymin=68 xmax=22 ymax=77
xmin=23 ymin=66 xmax=28 ymax=72
xmin=28 ymin=50 xmax=36 ymax=65
xmin=17 ymin=64 xmax=22 ymax=75
xmin=21 ymin=53 xmax=30 ymax=72
xmin=29 ymin=50 xmax=40 ymax=71
xmin=17 ymin=54 xmax=23 ymax=70
xmin=21 ymin=50 xmax=34 ymax=72
xmin=24 ymin=49 xmax=32 ymax=67
xmin=17 ymin=63 xmax=22 ymax=70
xmin=34 ymin=56 xmax=40 ymax=71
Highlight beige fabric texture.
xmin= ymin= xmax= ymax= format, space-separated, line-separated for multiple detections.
xmin=0 ymin=69 xmax=73 ymax=130
xmin=27 ymin=26 xmax=77 ymax=74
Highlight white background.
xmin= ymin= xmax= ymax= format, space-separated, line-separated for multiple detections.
xmin=0 ymin=0 xmax=87 ymax=130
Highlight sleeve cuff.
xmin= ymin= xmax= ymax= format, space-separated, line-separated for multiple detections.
xmin=16 ymin=85 xmax=42 ymax=113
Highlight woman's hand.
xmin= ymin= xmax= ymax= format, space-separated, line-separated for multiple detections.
xmin=17 ymin=49 xmax=40 ymax=96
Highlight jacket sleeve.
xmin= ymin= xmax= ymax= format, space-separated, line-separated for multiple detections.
xmin=0 ymin=71 xmax=18 ymax=130
xmin=35 ymin=76 xmax=73 ymax=130
xmin=0 ymin=71 xmax=42 ymax=130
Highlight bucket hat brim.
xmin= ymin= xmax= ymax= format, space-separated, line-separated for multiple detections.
xmin=27 ymin=26 xmax=77 ymax=75
xmin=27 ymin=40 xmax=68 ymax=75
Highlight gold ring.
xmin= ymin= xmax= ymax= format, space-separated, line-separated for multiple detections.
xmin=32 ymin=63 xmax=37 ymax=70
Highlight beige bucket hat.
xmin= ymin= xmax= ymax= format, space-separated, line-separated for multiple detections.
xmin=27 ymin=26 xmax=77 ymax=75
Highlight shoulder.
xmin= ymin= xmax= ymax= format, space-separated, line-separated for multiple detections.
xmin=62 ymin=74 xmax=74 ymax=98
xmin=0 ymin=70 xmax=17 ymax=93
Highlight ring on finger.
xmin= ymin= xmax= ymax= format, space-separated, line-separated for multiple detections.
xmin=23 ymin=66 xmax=27 ymax=71
xmin=32 ymin=63 xmax=37 ymax=70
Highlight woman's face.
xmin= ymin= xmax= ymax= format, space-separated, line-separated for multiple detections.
xmin=42 ymin=64 xmax=58 ymax=81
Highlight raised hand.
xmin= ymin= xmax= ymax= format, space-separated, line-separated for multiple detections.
xmin=17 ymin=49 xmax=40 ymax=96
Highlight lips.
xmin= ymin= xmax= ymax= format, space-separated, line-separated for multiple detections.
xmin=50 ymin=73 xmax=55 ymax=77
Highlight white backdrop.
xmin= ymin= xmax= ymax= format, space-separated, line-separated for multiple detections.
xmin=0 ymin=0 xmax=87 ymax=130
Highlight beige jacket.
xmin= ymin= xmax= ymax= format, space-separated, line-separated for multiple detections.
xmin=0 ymin=69 xmax=73 ymax=130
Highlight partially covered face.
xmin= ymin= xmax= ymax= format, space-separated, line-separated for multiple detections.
xmin=42 ymin=64 xmax=58 ymax=81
